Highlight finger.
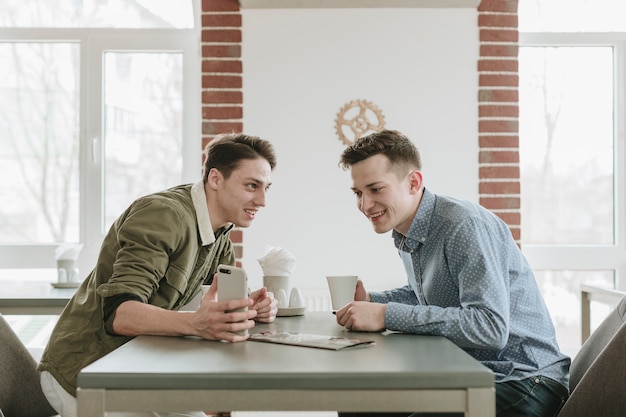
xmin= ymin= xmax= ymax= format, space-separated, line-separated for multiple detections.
xmin=345 ymin=316 xmax=354 ymax=331
xmin=252 ymin=296 xmax=272 ymax=311
xmin=355 ymin=280 xmax=368 ymax=301
xmin=221 ymin=298 xmax=254 ymax=313
xmin=206 ymin=275 xmax=219 ymax=300
xmin=218 ymin=329 xmax=251 ymax=343
xmin=255 ymin=304 xmax=277 ymax=317
xmin=250 ymin=287 xmax=268 ymax=303
xmin=335 ymin=304 xmax=348 ymax=323
xmin=224 ymin=306 xmax=258 ymax=322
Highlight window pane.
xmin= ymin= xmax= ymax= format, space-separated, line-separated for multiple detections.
xmin=1 ymin=0 xmax=193 ymax=28
xmin=0 ymin=43 xmax=80 ymax=243
xmin=103 ymin=52 xmax=183 ymax=232
xmin=536 ymin=270 xmax=614 ymax=357
xmin=520 ymin=0 xmax=626 ymax=32
xmin=519 ymin=47 xmax=614 ymax=245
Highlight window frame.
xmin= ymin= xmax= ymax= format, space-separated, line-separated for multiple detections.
xmin=519 ymin=32 xmax=626 ymax=290
xmin=0 ymin=23 xmax=201 ymax=273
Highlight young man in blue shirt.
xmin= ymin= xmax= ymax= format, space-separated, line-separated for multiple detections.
xmin=336 ymin=129 xmax=570 ymax=417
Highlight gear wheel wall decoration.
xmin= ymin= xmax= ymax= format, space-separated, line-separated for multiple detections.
xmin=335 ymin=99 xmax=386 ymax=145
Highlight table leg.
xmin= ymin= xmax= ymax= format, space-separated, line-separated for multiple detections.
xmin=76 ymin=388 xmax=105 ymax=417
xmin=466 ymin=387 xmax=495 ymax=417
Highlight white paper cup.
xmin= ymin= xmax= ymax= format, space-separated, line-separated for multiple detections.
xmin=263 ymin=275 xmax=290 ymax=300
xmin=326 ymin=275 xmax=358 ymax=310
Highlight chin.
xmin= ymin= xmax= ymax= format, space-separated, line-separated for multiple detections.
xmin=372 ymin=224 xmax=392 ymax=234
xmin=230 ymin=218 xmax=250 ymax=228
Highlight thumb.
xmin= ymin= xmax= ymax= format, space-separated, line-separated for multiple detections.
xmin=204 ymin=274 xmax=219 ymax=301
xmin=355 ymin=279 xmax=368 ymax=301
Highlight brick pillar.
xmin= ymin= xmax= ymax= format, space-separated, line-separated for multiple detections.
xmin=477 ymin=0 xmax=521 ymax=242
xmin=201 ymin=0 xmax=244 ymax=265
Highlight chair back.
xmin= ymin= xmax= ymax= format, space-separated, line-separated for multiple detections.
xmin=557 ymin=295 xmax=626 ymax=417
xmin=0 ymin=315 xmax=57 ymax=417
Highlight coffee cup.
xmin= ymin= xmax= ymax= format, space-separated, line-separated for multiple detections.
xmin=326 ymin=275 xmax=358 ymax=310
xmin=57 ymin=259 xmax=79 ymax=283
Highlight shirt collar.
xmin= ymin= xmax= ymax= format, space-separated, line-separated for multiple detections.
xmin=393 ymin=188 xmax=434 ymax=252
xmin=191 ymin=181 xmax=216 ymax=246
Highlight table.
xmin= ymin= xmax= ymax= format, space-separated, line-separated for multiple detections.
xmin=0 ymin=281 xmax=77 ymax=315
xmin=77 ymin=312 xmax=495 ymax=416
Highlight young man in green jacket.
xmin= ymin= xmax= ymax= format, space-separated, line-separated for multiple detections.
xmin=38 ymin=133 xmax=278 ymax=417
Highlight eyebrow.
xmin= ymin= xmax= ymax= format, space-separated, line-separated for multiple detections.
xmin=351 ymin=181 xmax=383 ymax=192
xmin=246 ymin=177 xmax=272 ymax=187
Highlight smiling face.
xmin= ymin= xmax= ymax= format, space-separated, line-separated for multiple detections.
xmin=350 ymin=154 xmax=423 ymax=236
xmin=206 ymin=157 xmax=272 ymax=231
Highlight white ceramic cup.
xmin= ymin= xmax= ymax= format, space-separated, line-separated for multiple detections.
xmin=263 ymin=275 xmax=290 ymax=302
xmin=57 ymin=259 xmax=76 ymax=283
xmin=326 ymin=275 xmax=358 ymax=310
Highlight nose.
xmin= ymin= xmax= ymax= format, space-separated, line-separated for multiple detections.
xmin=255 ymin=189 xmax=266 ymax=207
xmin=359 ymin=193 xmax=372 ymax=212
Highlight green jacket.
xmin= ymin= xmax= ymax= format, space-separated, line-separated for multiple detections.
xmin=38 ymin=182 xmax=235 ymax=396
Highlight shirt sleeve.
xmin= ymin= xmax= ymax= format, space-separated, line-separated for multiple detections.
xmin=383 ymin=216 xmax=511 ymax=351
xmin=102 ymin=293 xmax=143 ymax=335
xmin=370 ymin=285 xmax=418 ymax=305
xmin=96 ymin=197 xmax=193 ymax=302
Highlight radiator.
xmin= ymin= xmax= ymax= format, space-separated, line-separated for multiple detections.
xmin=300 ymin=288 xmax=332 ymax=312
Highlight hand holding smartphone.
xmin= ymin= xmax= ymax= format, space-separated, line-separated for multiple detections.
xmin=216 ymin=264 xmax=249 ymax=336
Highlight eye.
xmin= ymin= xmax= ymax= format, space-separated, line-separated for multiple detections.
xmin=353 ymin=190 xmax=362 ymax=197
xmin=246 ymin=183 xmax=257 ymax=190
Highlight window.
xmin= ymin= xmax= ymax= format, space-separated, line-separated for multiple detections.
xmin=519 ymin=0 xmax=626 ymax=355
xmin=0 ymin=0 xmax=194 ymax=28
xmin=0 ymin=0 xmax=200 ymax=277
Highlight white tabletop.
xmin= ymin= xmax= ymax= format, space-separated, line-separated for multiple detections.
xmin=78 ymin=312 xmax=494 ymax=416
xmin=0 ymin=281 xmax=77 ymax=314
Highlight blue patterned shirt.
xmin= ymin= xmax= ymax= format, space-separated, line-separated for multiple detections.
xmin=370 ymin=188 xmax=570 ymax=386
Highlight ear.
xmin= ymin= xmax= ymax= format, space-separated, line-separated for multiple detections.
xmin=408 ymin=170 xmax=423 ymax=194
xmin=206 ymin=168 xmax=223 ymax=190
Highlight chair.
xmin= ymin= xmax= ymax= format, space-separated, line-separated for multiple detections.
xmin=557 ymin=295 xmax=626 ymax=417
xmin=0 ymin=314 xmax=57 ymax=417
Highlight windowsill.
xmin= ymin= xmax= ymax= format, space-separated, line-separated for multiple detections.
xmin=239 ymin=0 xmax=480 ymax=8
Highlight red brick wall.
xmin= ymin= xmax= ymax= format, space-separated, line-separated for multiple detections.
xmin=478 ymin=0 xmax=521 ymax=242
xmin=201 ymin=0 xmax=244 ymax=265
xmin=201 ymin=1 xmax=522 ymax=262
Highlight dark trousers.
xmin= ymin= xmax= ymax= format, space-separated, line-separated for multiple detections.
xmin=337 ymin=375 xmax=569 ymax=417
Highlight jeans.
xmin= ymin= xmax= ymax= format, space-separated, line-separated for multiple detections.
xmin=337 ymin=375 xmax=569 ymax=417
xmin=495 ymin=376 xmax=568 ymax=417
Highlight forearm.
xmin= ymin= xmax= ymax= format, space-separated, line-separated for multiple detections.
xmin=370 ymin=285 xmax=417 ymax=304
xmin=385 ymin=302 xmax=508 ymax=349
xmin=112 ymin=300 xmax=196 ymax=337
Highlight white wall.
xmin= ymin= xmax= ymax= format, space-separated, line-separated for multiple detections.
xmin=240 ymin=8 xmax=479 ymax=294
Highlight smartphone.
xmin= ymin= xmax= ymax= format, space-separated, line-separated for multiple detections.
xmin=216 ymin=264 xmax=249 ymax=336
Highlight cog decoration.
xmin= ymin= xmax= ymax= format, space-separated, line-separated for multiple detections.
xmin=335 ymin=99 xmax=386 ymax=146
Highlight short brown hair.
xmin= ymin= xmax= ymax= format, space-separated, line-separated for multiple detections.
xmin=339 ymin=129 xmax=422 ymax=176
xmin=202 ymin=133 xmax=277 ymax=183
